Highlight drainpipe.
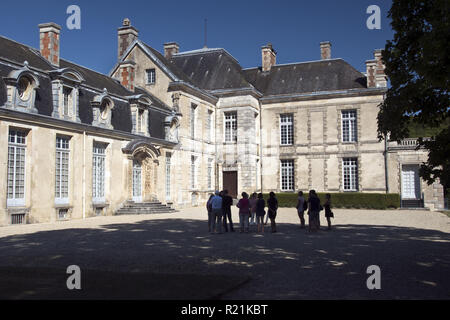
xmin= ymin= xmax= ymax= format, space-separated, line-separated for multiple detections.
xmin=259 ymin=101 xmax=263 ymax=193
xmin=215 ymin=106 xmax=218 ymax=190
xmin=384 ymin=134 xmax=389 ymax=194
xmin=82 ymin=130 xmax=86 ymax=219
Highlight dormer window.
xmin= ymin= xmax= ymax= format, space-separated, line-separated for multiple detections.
xmin=100 ymin=99 xmax=111 ymax=120
xmin=17 ymin=76 xmax=33 ymax=101
xmin=131 ymin=106 xmax=149 ymax=136
xmin=137 ymin=109 xmax=145 ymax=132
xmin=62 ymin=87 xmax=73 ymax=117
xmin=91 ymin=90 xmax=114 ymax=129
xmin=129 ymin=95 xmax=150 ymax=136
xmin=49 ymin=68 xmax=84 ymax=122
xmin=4 ymin=62 xmax=39 ymax=113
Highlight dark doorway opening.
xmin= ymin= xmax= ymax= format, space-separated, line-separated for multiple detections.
xmin=223 ymin=171 xmax=238 ymax=199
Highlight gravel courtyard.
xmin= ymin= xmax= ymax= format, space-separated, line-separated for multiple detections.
xmin=0 ymin=207 xmax=449 ymax=299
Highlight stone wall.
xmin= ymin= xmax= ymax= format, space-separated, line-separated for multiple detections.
xmin=260 ymin=94 xmax=386 ymax=193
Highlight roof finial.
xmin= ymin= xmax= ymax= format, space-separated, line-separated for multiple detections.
xmin=123 ymin=18 xmax=130 ymax=27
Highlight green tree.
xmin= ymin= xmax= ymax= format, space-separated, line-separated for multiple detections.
xmin=377 ymin=0 xmax=450 ymax=190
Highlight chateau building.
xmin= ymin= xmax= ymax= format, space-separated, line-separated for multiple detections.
xmin=0 ymin=19 xmax=444 ymax=225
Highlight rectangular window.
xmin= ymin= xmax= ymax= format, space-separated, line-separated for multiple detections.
xmin=206 ymin=110 xmax=213 ymax=141
xmin=342 ymin=110 xmax=357 ymax=142
xmin=55 ymin=136 xmax=70 ymax=204
xmin=131 ymin=109 xmax=137 ymax=133
xmin=146 ymin=69 xmax=156 ymax=84
xmin=92 ymin=142 xmax=106 ymax=202
xmin=137 ymin=109 xmax=144 ymax=134
xmin=280 ymin=114 xmax=294 ymax=145
xmin=207 ymin=158 xmax=213 ymax=190
xmin=62 ymin=87 xmax=72 ymax=116
xmin=224 ymin=112 xmax=237 ymax=142
xmin=58 ymin=208 xmax=68 ymax=220
xmin=191 ymin=155 xmax=197 ymax=189
xmin=280 ymin=160 xmax=294 ymax=191
xmin=7 ymin=129 xmax=26 ymax=207
xmin=343 ymin=158 xmax=358 ymax=191
xmin=165 ymin=153 xmax=171 ymax=200
xmin=11 ymin=213 xmax=26 ymax=225
xmin=190 ymin=104 xmax=197 ymax=138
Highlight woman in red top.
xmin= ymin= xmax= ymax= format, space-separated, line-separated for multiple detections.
xmin=236 ymin=192 xmax=251 ymax=233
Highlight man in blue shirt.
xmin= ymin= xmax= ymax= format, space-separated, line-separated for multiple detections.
xmin=210 ymin=190 xmax=223 ymax=234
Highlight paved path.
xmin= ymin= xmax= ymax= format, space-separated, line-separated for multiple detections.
xmin=0 ymin=208 xmax=449 ymax=299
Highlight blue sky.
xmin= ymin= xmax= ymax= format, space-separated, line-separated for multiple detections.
xmin=0 ymin=0 xmax=394 ymax=75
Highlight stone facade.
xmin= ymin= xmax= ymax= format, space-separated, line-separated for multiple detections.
xmin=0 ymin=19 xmax=445 ymax=226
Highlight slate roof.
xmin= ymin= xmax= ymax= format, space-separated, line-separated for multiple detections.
xmin=59 ymin=59 xmax=132 ymax=97
xmin=0 ymin=36 xmax=53 ymax=71
xmin=243 ymin=59 xmax=367 ymax=96
xmin=0 ymin=35 xmax=171 ymax=139
xmin=169 ymin=48 xmax=253 ymax=91
xmin=140 ymin=42 xmax=193 ymax=83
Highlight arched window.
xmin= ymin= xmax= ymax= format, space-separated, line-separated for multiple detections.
xmin=4 ymin=62 xmax=40 ymax=113
xmin=92 ymin=90 xmax=114 ymax=129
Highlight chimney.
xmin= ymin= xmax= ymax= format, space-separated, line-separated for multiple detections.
xmin=320 ymin=41 xmax=331 ymax=60
xmin=118 ymin=18 xmax=139 ymax=60
xmin=366 ymin=49 xmax=387 ymax=88
xmin=39 ymin=22 xmax=61 ymax=67
xmin=261 ymin=43 xmax=276 ymax=72
xmin=164 ymin=42 xmax=180 ymax=59
xmin=118 ymin=61 xmax=136 ymax=92
xmin=374 ymin=49 xmax=387 ymax=87
xmin=365 ymin=59 xmax=377 ymax=88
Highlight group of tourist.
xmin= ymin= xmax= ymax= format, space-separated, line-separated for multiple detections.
xmin=206 ymin=189 xmax=334 ymax=234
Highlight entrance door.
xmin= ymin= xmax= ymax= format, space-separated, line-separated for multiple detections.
xmin=401 ymin=165 xmax=420 ymax=199
xmin=223 ymin=171 xmax=238 ymax=199
xmin=132 ymin=160 xmax=142 ymax=202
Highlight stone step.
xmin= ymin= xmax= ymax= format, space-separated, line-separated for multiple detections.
xmin=114 ymin=201 xmax=177 ymax=216
xmin=116 ymin=207 xmax=177 ymax=213
xmin=401 ymin=199 xmax=424 ymax=208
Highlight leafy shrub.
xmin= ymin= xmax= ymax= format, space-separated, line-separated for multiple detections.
xmin=261 ymin=192 xmax=400 ymax=209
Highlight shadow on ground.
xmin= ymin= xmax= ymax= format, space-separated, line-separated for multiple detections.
xmin=0 ymin=219 xmax=449 ymax=299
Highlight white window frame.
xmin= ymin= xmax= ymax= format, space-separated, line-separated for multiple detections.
xmin=62 ymin=86 xmax=74 ymax=117
xmin=342 ymin=158 xmax=358 ymax=191
xmin=7 ymin=129 xmax=27 ymax=207
xmin=206 ymin=109 xmax=213 ymax=142
xmin=190 ymin=155 xmax=197 ymax=189
xmin=207 ymin=158 xmax=213 ymax=190
xmin=224 ymin=112 xmax=237 ymax=143
xmin=92 ymin=142 xmax=106 ymax=203
xmin=165 ymin=153 xmax=171 ymax=200
xmin=280 ymin=114 xmax=294 ymax=145
xmin=55 ymin=136 xmax=70 ymax=204
xmin=137 ymin=109 xmax=144 ymax=133
xmin=190 ymin=103 xmax=197 ymax=139
xmin=146 ymin=69 xmax=156 ymax=84
xmin=341 ymin=110 xmax=357 ymax=142
xmin=280 ymin=160 xmax=294 ymax=191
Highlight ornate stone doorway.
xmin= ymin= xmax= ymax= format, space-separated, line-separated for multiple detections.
xmin=123 ymin=140 xmax=161 ymax=203
xmin=132 ymin=159 xmax=142 ymax=202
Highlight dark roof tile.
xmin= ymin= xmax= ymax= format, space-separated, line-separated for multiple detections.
xmin=243 ymin=59 xmax=367 ymax=96
xmin=170 ymin=48 xmax=253 ymax=91
xmin=0 ymin=36 xmax=53 ymax=71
